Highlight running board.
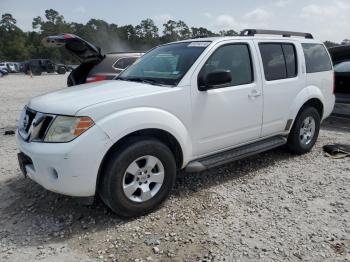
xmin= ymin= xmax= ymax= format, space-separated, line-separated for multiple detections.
xmin=185 ymin=136 xmax=287 ymax=172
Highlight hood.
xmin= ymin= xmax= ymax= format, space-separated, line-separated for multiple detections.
xmin=28 ymin=80 xmax=168 ymax=116
xmin=42 ymin=34 xmax=104 ymax=63
xmin=328 ymin=45 xmax=350 ymax=64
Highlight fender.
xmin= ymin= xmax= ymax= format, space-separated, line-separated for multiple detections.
xmin=95 ymin=107 xmax=193 ymax=167
xmin=287 ymin=85 xmax=325 ymax=122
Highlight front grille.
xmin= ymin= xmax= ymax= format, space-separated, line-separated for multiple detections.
xmin=18 ymin=107 xmax=55 ymax=142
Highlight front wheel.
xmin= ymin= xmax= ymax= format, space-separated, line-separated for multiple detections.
xmin=287 ymin=107 xmax=320 ymax=154
xmin=99 ymin=137 xmax=177 ymax=217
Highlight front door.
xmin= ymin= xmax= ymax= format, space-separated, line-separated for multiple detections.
xmin=190 ymin=41 xmax=263 ymax=156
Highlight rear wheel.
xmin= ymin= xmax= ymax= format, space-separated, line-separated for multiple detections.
xmin=99 ymin=137 xmax=177 ymax=217
xmin=32 ymin=70 xmax=42 ymax=76
xmin=57 ymin=67 xmax=66 ymax=74
xmin=287 ymin=107 xmax=320 ymax=154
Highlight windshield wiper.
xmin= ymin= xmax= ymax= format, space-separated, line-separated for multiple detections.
xmin=117 ymin=77 xmax=170 ymax=87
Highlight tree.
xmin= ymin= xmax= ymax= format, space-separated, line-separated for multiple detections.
xmin=191 ymin=27 xmax=217 ymax=38
xmin=0 ymin=13 xmax=29 ymax=61
xmin=219 ymin=29 xmax=238 ymax=36
xmin=176 ymin=20 xmax=191 ymax=40
xmin=45 ymin=9 xmax=64 ymax=24
xmin=324 ymin=41 xmax=339 ymax=48
xmin=341 ymin=39 xmax=350 ymax=46
xmin=163 ymin=20 xmax=178 ymax=42
xmin=162 ymin=20 xmax=191 ymax=42
xmin=135 ymin=19 xmax=159 ymax=40
xmin=32 ymin=9 xmax=71 ymax=36
xmin=0 ymin=13 xmax=17 ymax=31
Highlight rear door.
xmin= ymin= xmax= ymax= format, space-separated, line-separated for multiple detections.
xmin=254 ymin=40 xmax=305 ymax=136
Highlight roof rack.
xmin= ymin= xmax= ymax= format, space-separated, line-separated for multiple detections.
xmin=240 ymin=29 xmax=314 ymax=39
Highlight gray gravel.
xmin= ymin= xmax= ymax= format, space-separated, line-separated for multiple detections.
xmin=0 ymin=74 xmax=349 ymax=261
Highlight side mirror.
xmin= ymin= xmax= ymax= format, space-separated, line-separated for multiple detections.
xmin=198 ymin=70 xmax=232 ymax=91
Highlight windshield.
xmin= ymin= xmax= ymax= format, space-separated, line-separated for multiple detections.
xmin=118 ymin=41 xmax=211 ymax=86
xmin=334 ymin=61 xmax=350 ymax=73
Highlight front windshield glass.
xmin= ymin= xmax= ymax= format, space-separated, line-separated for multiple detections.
xmin=334 ymin=61 xmax=350 ymax=73
xmin=118 ymin=41 xmax=211 ymax=86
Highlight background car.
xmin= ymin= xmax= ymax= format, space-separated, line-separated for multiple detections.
xmin=0 ymin=62 xmax=17 ymax=73
xmin=328 ymin=45 xmax=350 ymax=117
xmin=22 ymin=59 xmax=67 ymax=75
xmin=328 ymin=45 xmax=350 ymax=102
xmin=42 ymin=34 xmax=143 ymax=86
xmin=0 ymin=68 xmax=8 ymax=77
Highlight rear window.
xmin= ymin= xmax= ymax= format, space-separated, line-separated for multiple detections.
xmin=113 ymin=57 xmax=138 ymax=70
xmin=302 ymin=44 xmax=332 ymax=73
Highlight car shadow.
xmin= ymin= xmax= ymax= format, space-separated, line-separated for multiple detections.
xmin=322 ymin=115 xmax=350 ymax=133
xmin=0 ymin=147 xmax=296 ymax=249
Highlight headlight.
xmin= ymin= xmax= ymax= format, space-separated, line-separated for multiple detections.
xmin=44 ymin=116 xmax=94 ymax=142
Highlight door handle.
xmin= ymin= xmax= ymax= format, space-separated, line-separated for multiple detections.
xmin=248 ymin=90 xmax=262 ymax=99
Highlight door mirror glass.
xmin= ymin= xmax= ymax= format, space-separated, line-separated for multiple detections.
xmin=199 ymin=70 xmax=232 ymax=91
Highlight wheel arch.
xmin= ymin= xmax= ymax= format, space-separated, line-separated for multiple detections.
xmin=96 ymin=128 xmax=185 ymax=194
xmin=288 ymin=86 xmax=325 ymax=126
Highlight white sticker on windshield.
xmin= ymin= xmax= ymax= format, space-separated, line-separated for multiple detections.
xmin=188 ymin=42 xmax=210 ymax=47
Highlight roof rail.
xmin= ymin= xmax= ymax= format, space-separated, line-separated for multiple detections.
xmin=240 ymin=29 xmax=314 ymax=39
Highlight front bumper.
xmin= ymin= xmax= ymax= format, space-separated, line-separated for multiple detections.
xmin=16 ymin=125 xmax=113 ymax=197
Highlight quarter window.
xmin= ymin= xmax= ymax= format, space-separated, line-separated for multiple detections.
xmin=302 ymin=44 xmax=332 ymax=73
xmin=113 ymin=57 xmax=138 ymax=70
xmin=259 ymin=43 xmax=297 ymax=81
xmin=200 ymin=44 xmax=254 ymax=87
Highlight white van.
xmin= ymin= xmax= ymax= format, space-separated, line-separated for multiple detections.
xmin=16 ymin=29 xmax=335 ymax=217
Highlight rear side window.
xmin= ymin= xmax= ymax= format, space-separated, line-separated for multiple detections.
xmin=259 ymin=43 xmax=297 ymax=81
xmin=113 ymin=57 xmax=138 ymax=70
xmin=302 ymin=44 xmax=332 ymax=73
xmin=201 ymin=44 xmax=253 ymax=87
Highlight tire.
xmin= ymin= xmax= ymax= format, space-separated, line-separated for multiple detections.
xmin=99 ymin=137 xmax=177 ymax=217
xmin=57 ymin=67 xmax=66 ymax=74
xmin=287 ymin=107 xmax=320 ymax=154
xmin=32 ymin=70 xmax=42 ymax=76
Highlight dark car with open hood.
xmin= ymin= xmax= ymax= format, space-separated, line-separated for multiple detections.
xmin=42 ymin=34 xmax=143 ymax=86
xmin=328 ymin=45 xmax=350 ymax=103
xmin=328 ymin=45 xmax=350 ymax=117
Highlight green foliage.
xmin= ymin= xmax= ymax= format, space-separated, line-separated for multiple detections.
xmin=324 ymin=41 xmax=339 ymax=48
xmin=0 ymin=10 xmax=348 ymax=63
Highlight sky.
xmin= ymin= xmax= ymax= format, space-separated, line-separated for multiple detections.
xmin=0 ymin=0 xmax=349 ymax=43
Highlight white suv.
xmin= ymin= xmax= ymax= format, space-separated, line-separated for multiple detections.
xmin=16 ymin=29 xmax=335 ymax=217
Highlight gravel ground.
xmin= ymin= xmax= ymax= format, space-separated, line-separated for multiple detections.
xmin=0 ymin=74 xmax=349 ymax=262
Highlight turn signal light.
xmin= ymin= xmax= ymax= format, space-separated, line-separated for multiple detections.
xmin=74 ymin=117 xmax=94 ymax=136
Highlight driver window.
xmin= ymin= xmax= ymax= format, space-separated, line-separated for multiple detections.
xmin=201 ymin=44 xmax=254 ymax=86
